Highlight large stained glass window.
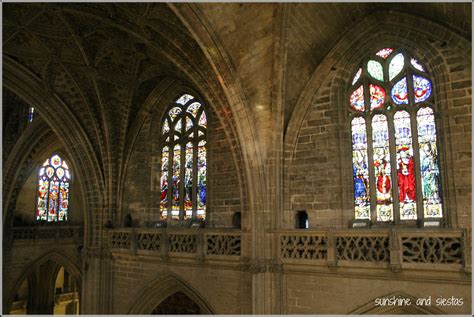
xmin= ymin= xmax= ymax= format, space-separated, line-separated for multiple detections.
xmin=349 ymin=47 xmax=442 ymax=224
xmin=36 ymin=154 xmax=70 ymax=222
xmin=160 ymin=94 xmax=207 ymax=221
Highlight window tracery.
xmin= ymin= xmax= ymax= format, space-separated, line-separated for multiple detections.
xmin=350 ymin=47 xmax=442 ymax=224
xmin=36 ymin=154 xmax=70 ymax=222
xmin=160 ymin=94 xmax=207 ymax=220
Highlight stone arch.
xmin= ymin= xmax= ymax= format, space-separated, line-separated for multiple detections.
xmin=3 ymin=56 xmax=105 ymax=245
xmin=349 ymin=291 xmax=446 ymax=314
xmin=284 ymin=9 xmax=470 ymax=227
xmin=4 ymin=248 xmax=82 ymax=314
xmin=127 ymin=273 xmax=215 ymax=314
xmin=120 ymin=77 xmax=246 ymax=227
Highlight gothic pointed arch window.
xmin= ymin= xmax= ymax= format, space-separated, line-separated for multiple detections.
xmin=36 ymin=154 xmax=71 ymax=222
xmin=160 ymin=93 xmax=207 ymax=221
xmin=349 ymin=47 xmax=443 ymax=225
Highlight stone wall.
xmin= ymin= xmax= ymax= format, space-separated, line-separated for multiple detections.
xmin=111 ymin=255 xmax=243 ymax=314
xmin=284 ymin=273 xmax=471 ymax=314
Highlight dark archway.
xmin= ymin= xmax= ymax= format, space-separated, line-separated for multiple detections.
xmin=128 ymin=273 xmax=215 ymax=314
xmin=152 ymin=291 xmax=202 ymax=315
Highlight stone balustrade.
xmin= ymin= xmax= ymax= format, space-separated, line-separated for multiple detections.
xmin=278 ymin=228 xmax=471 ymax=273
xmin=10 ymin=226 xmax=83 ymax=242
xmin=108 ymin=228 xmax=242 ymax=260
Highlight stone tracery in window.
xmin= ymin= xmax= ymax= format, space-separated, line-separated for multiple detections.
xmin=160 ymin=94 xmax=207 ymax=221
xmin=350 ymin=47 xmax=442 ymax=224
xmin=36 ymin=154 xmax=70 ymax=222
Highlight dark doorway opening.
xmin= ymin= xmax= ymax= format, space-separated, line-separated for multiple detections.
xmin=152 ymin=291 xmax=202 ymax=315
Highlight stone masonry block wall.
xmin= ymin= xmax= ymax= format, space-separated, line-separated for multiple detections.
xmin=111 ymin=256 xmax=243 ymax=314
xmin=284 ymin=273 xmax=471 ymax=314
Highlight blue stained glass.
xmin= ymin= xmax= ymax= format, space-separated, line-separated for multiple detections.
xmin=413 ymin=75 xmax=432 ymax=103
xmin=351 ymin=117 xmax=370 ymax=220
xmin=391 ymin=77 xmax=409 ymax=105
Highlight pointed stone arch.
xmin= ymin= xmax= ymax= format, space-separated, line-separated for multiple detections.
xmin=3 ymin=248 xmax=82 ymax=314
xmin=127 ymin=273 xmax=215 ymax=314
xmin=349 ymin=291 xmax=446 ymax=314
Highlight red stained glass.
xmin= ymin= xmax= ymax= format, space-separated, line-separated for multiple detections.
xmin=369 ymin=84 xmax=385 ymax=110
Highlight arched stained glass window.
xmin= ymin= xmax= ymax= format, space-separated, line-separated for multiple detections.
xmin=36 ymin=154 xmax=70 ymax=222
xmin=349 ymin=47 xmax=442 ymax=225
xmin=160 ymin=94 xmax=207 ymax=220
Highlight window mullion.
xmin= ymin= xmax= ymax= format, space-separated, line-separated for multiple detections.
xmin=167 ymin=138 xmax=174 ymax=221
xmin=179 ymin=117 xmax=186 ymax=221
xmin=192 ymin=129 xmax=198 ymax=220
xmin=362 ymin=70 xmax=377 ymax=224
xmin=387 ymin=110 xmax=400 ymax=224
xmin=406 ymin=65 xmax=424 ymax=222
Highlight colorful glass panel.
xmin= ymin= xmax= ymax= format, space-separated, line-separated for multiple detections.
xmin=62 ymin=161 xmax=69 ymax=169
xmin=175 ymin=118 xmax=182 ymax=133
xmin=375 ymin=48 xmax=393 ymax=59
xmin=51 ymin=155 xmax=62 ymax=168
xmin=413 ymin=75 xmax=432 ymax=103
xmin=417 ymin=107 xmax=442 ymax=218
xmin=36 ymin=179 xmax=49 ymax=220
xmin=391 ymin=77 xmax=409 ymax=105
xmin=198 ymin=131 xmax=204 ymax=137
xmin=176 ymin=94 xmax=194 ymax=105
xmin=350 ymin=85 xmax=365 ymax=112
xmin=48 ymin=180 xmax=60 ymax=222
xmin=171 ymin=144 xmax=181 ymax=219
xmin=394 ymin=111 xmax=417 ymax=220
xmin=58 ymin=182 xmax=69 ymax=221
xmin=56 ymin=167 xmax=65 ymax=179
xmin=351 ymin=117 xmax=370 ymax=220
xmin=28 ymin=107 xmax=35 ymax=123
xmin=184 ymin=142 xmax=194 ymax=219
xmin=372 ymin=115 xmax=393 ymax=221
xmin=197 ymin=140 xmax=207 ymax=219
xmin=198 ymin=112 xmax=207 ymax=128
xmin=160 ymin=146 xmax=169 ymax=218
xmin=162 ymin=119 xmax=170 ymax=134
xmin=389 ymin=53 xmax=404 ymax=81
xmin=185 ymin=116 xmax=193 ymax=132
xmin=352 ymin=68 xmax=362 ymax=85
xmin=367 ymin=60 xmax=384 ymax=81
xmin=187 ymin=102 xmax=201 ymax=117
xmin=369 ymin=84 xmax=385 ymax=110
xmin=169 ymin=107 xmax=182 ymax=121
xmin=410 ymin=58 xmax=424 ymax=72
xmin=42 ymin=159 xmax=49 ymax=166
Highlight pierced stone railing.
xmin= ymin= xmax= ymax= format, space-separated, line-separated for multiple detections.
xmin=10 ymin=226 xmax=83 ymax=242
xmin=108 ymin=228 xmax=242 ymax=260
xmin=278 ymin=228 xmax=470 ymax=272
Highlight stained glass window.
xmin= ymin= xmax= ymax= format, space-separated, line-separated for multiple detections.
xmin=351 ymin=117 xmax=370 ymax=220
xmin=160 ymin=94 xmax=207 ymax=221
xmin=349 ymin=48 xmax=442 ymax=224
xmin=389 ymin=53 xmax=404 ymax=81
xmin=367 ymin=60 xmax=384 ymax=81
xmin=36 ymin=154 xmax=70 ymax=222
xmin=350 ymin=85 xmax=365 ymax=112
xmin=375 ymin=47 xmax=393 ymax=59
